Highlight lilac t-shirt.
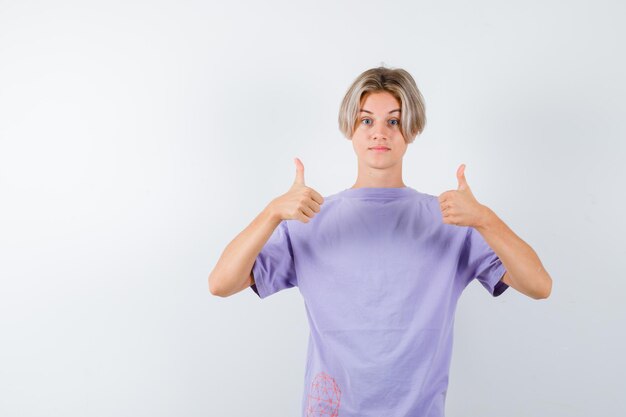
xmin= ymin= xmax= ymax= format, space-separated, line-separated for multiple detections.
xmin=251 ymin=186 xmax=508 ymax=417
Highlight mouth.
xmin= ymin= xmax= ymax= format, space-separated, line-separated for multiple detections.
xmin=369 ymin=147 xmax=390 ymax=151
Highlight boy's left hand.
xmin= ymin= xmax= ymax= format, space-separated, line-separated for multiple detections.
xmin=438 ymin=164 xmax=489 ymax=228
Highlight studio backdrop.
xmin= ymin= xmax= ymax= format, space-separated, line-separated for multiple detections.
xmin=0 ymin=1 xmax=624 ymax=416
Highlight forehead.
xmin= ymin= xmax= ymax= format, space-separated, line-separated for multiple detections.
xmin=359 ymin=91 xmax=401 ymax=112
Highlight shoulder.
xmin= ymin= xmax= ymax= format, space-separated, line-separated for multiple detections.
xmin=408 ymin=189 xmax=440 ymax=212
xmin=283 ymin=190 xmax=343 ymax=234
xmin=413 ymin=189 xmax=438 ymax=203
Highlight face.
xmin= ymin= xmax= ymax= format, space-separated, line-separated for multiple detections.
xmin=351 ymin=91 xmax=408 ymax=171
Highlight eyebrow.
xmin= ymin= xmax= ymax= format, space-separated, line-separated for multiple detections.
xmin=359 ymin=108 xmax=401 ymax=114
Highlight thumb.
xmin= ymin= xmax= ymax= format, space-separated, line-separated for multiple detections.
xmin=293 ymin=157 xmax=305 ymax=185
xmin=456 ymin=163 xmax=469 ymax=191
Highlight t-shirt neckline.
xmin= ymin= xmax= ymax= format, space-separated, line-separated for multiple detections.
xmin=340 ymin=186 xmax=418 ymax=200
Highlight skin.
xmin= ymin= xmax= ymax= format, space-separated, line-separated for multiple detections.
xmin=349 ymin=91 xmax=408 ymax=189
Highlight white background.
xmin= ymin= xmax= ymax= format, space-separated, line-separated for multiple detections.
xmin=1 ymin=0 xmax=624 ymax=416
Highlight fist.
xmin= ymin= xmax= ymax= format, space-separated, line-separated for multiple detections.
xmin=269 ymin=157 xmax=325 ymax=223
xmin=438 ymin=164 xmax=487 ymax=227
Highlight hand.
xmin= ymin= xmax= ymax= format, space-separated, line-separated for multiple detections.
xmin=269 ymin=157 xmax=325 ymax=223
xmin=438 ymin=164 xmax=488 ymax=227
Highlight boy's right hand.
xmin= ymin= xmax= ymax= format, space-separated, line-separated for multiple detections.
xmin=269 ymin=157 xmax=324 ymax=223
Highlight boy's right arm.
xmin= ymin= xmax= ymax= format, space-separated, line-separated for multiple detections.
xmin=208 ymin=204 xmax=281 ymax=297
xmin=209 ymin=157 xmax=323 ymax=298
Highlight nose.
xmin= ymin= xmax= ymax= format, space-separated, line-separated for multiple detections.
xmin=371 ymin=124 xmax=392 ymax=141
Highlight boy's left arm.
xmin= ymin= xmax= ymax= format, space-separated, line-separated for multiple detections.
xmin=475 ymin=206 xmax=553 ymax=300
xmin=439 ymin=163 xmax=553 ymax=300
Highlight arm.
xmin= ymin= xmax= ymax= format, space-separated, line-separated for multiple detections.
xmin=475 ymin=206 xmax=553 ymax=300
xmin=439 ymin=164 xmax=552 ymax=300
xmin=209 ymin=204 xmax=281 ymax=297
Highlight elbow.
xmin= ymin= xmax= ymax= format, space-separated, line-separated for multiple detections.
xmin=209 ymin=273 xmax=224 ymax=297
xmin=536 ymin=277 xmax=552 ymax=300
xmin=543 ymin=280 xmax=552 ymax=299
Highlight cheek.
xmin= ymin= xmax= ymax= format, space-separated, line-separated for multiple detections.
xmin=351 ymin=135 xmax=367 ymax=149
xmin=393 ymin=145 xmax=407 ymax=156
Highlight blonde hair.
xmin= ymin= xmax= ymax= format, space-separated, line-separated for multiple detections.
xmin=338 ymin=65 xmax=426 ymax=144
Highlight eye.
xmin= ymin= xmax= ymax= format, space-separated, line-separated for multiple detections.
xmin=360 ymin=118 xmax=400 ymax=127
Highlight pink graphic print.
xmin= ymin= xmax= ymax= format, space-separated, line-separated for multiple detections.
xmin=306 ymin=371 xmax=342 ymax=416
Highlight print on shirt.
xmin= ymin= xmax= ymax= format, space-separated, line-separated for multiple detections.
xmin=306 ymin=371 xmax=342 ymax=417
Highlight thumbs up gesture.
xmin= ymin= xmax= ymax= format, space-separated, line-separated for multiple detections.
xmin=269 ymin=157 xmax=325 ymax=223
xmin=438 ymin=164 xmax=488 ymax=227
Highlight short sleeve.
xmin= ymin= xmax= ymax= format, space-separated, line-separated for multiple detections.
xmin=458 ymin=226 xmax=509 ymax=297
xmin=250 ymin=219 xmax=298 ymax=299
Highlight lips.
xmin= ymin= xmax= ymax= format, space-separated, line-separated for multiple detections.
xmin=370 ymin=147 xmax=390 ymax=150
